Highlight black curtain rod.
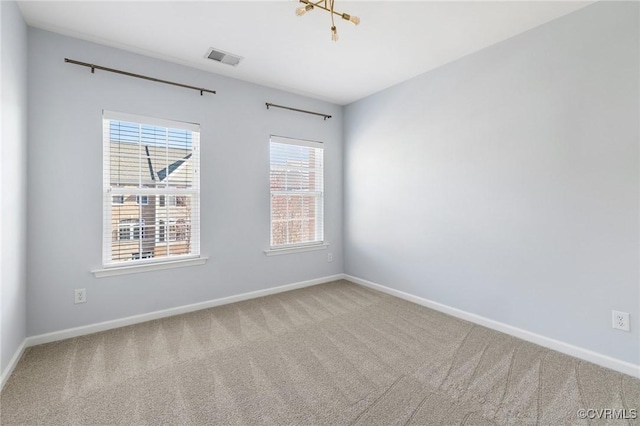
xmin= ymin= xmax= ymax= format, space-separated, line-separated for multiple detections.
xmin=265 ymin=103 xmax=331 ymax=120
xmin=64 ymin=58 xmax=216 ymax=96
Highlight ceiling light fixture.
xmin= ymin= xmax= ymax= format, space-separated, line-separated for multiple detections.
xmin=295 ymin=0 xmax=360 ymax=42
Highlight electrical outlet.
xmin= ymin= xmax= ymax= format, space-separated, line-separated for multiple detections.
xmin=327 ymin=252 xmax=333 ymax=263
xmin=75 ymin=288 xmax=86 ymax=304
xmin=612 ymin=310 xmax=629 ymax=332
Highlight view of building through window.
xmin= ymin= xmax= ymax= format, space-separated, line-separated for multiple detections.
xmin=270 ymin=136 xmax=324 ymax=248
xmin=103 ymin=112 xmax=200 ymax=265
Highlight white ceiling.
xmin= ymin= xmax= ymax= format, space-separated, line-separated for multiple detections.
xmin=18 ymin=1 xmax=592 ymax=105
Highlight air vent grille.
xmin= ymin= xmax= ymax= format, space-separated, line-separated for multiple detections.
xmin=205 ymin=47 xmax=243 ymax=67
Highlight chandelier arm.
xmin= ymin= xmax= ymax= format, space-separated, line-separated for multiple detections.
xmin=299 ymin=0 xmax=345 ymax=18
xmin=330 ymin=0 xmax=335 ymax=26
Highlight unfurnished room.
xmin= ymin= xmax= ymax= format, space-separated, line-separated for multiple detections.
xmin=0 ymin=0 xmax=639 ymax=424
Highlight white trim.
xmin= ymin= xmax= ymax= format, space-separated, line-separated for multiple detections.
xmin=345 ymin=274 xmax=640 ymax=379
xmin=92 ymin=256 xmax=208 ymax=278
xmin=265 ymin=243 xmax=328 ymax=256
xmin=103 ymin=110 xmax=200 ymax=132
xmin=270 ymin=135 xmax=323 ymax=149
xmin=26 ymin=274 xmax=344 ymax=347
xmin=1 ymin=339 xmax=27 ymax=391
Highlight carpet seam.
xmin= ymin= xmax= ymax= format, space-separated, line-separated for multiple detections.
xmin=438 ymin=324 xmax=476 ymax=391
xmin=349 ymin=374 xmax=406 ymax=425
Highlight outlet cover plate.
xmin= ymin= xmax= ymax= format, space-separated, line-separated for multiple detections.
xmin=75 ymin=288 xmax=86 ymax=304
xmin=612 ymin=310 xmax=629 ymax=331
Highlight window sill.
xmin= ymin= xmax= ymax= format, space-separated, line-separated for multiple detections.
xmin=264 ymin=243 xmax=328 ymax=256
xmin=92 ymin=256 xmax=208 ymax=278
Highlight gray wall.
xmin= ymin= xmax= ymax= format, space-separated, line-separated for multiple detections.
xmin=344 ymin=1 xmax=639 ymax=365
xmin=27 ymin=29 xmax=343 ymax=336
xmin=1 ymin=1 xmax=28 ymax=373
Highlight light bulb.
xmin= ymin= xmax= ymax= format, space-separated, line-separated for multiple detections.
xmin=296 ymin=4 xmax=313 ymax=16
xmin=341 ymin=13 xmax=360 ymax=26
xmin=331 ymin=26 xmax=339 ymax=42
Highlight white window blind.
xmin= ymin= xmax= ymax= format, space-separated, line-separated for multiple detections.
xmin=103 ymin=111 xmax=200 ymax=266
xmin=270 ymin=135 xmax=324 ymax=248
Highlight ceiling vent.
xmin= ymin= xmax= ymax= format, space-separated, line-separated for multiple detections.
xmin=205 ymin=47 xmax=243 ymax=67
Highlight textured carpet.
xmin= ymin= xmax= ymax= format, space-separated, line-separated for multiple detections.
xmin=1 ymin=280 xmax=639 ymax=425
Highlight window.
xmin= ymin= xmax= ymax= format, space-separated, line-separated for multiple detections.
xmin=131 ymin=252 xmax=153 ymax=260
xmin=269 ymin=135 xmax=324 ymax=248
xmin=158 ymin=220 xmax=166 ymax=242
xmin=118 ymin=218 xmax=145 ymax=241
xmin=103 ymin=111 xmax=200 ymax=266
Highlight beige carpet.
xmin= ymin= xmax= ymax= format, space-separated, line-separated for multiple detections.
xmin=1 ymin=280 xmax=638 ymax=425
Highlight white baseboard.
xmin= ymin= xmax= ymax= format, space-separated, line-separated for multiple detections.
xmin=26 ymin=274 xmax=344 ymax=348
xmin=1 ymin=339 xmax=27 ymax=391
xmin=8 ymin=272 xmax=636 ymax=392
xmin=345 ymin=274 xmax=640 ymax=379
